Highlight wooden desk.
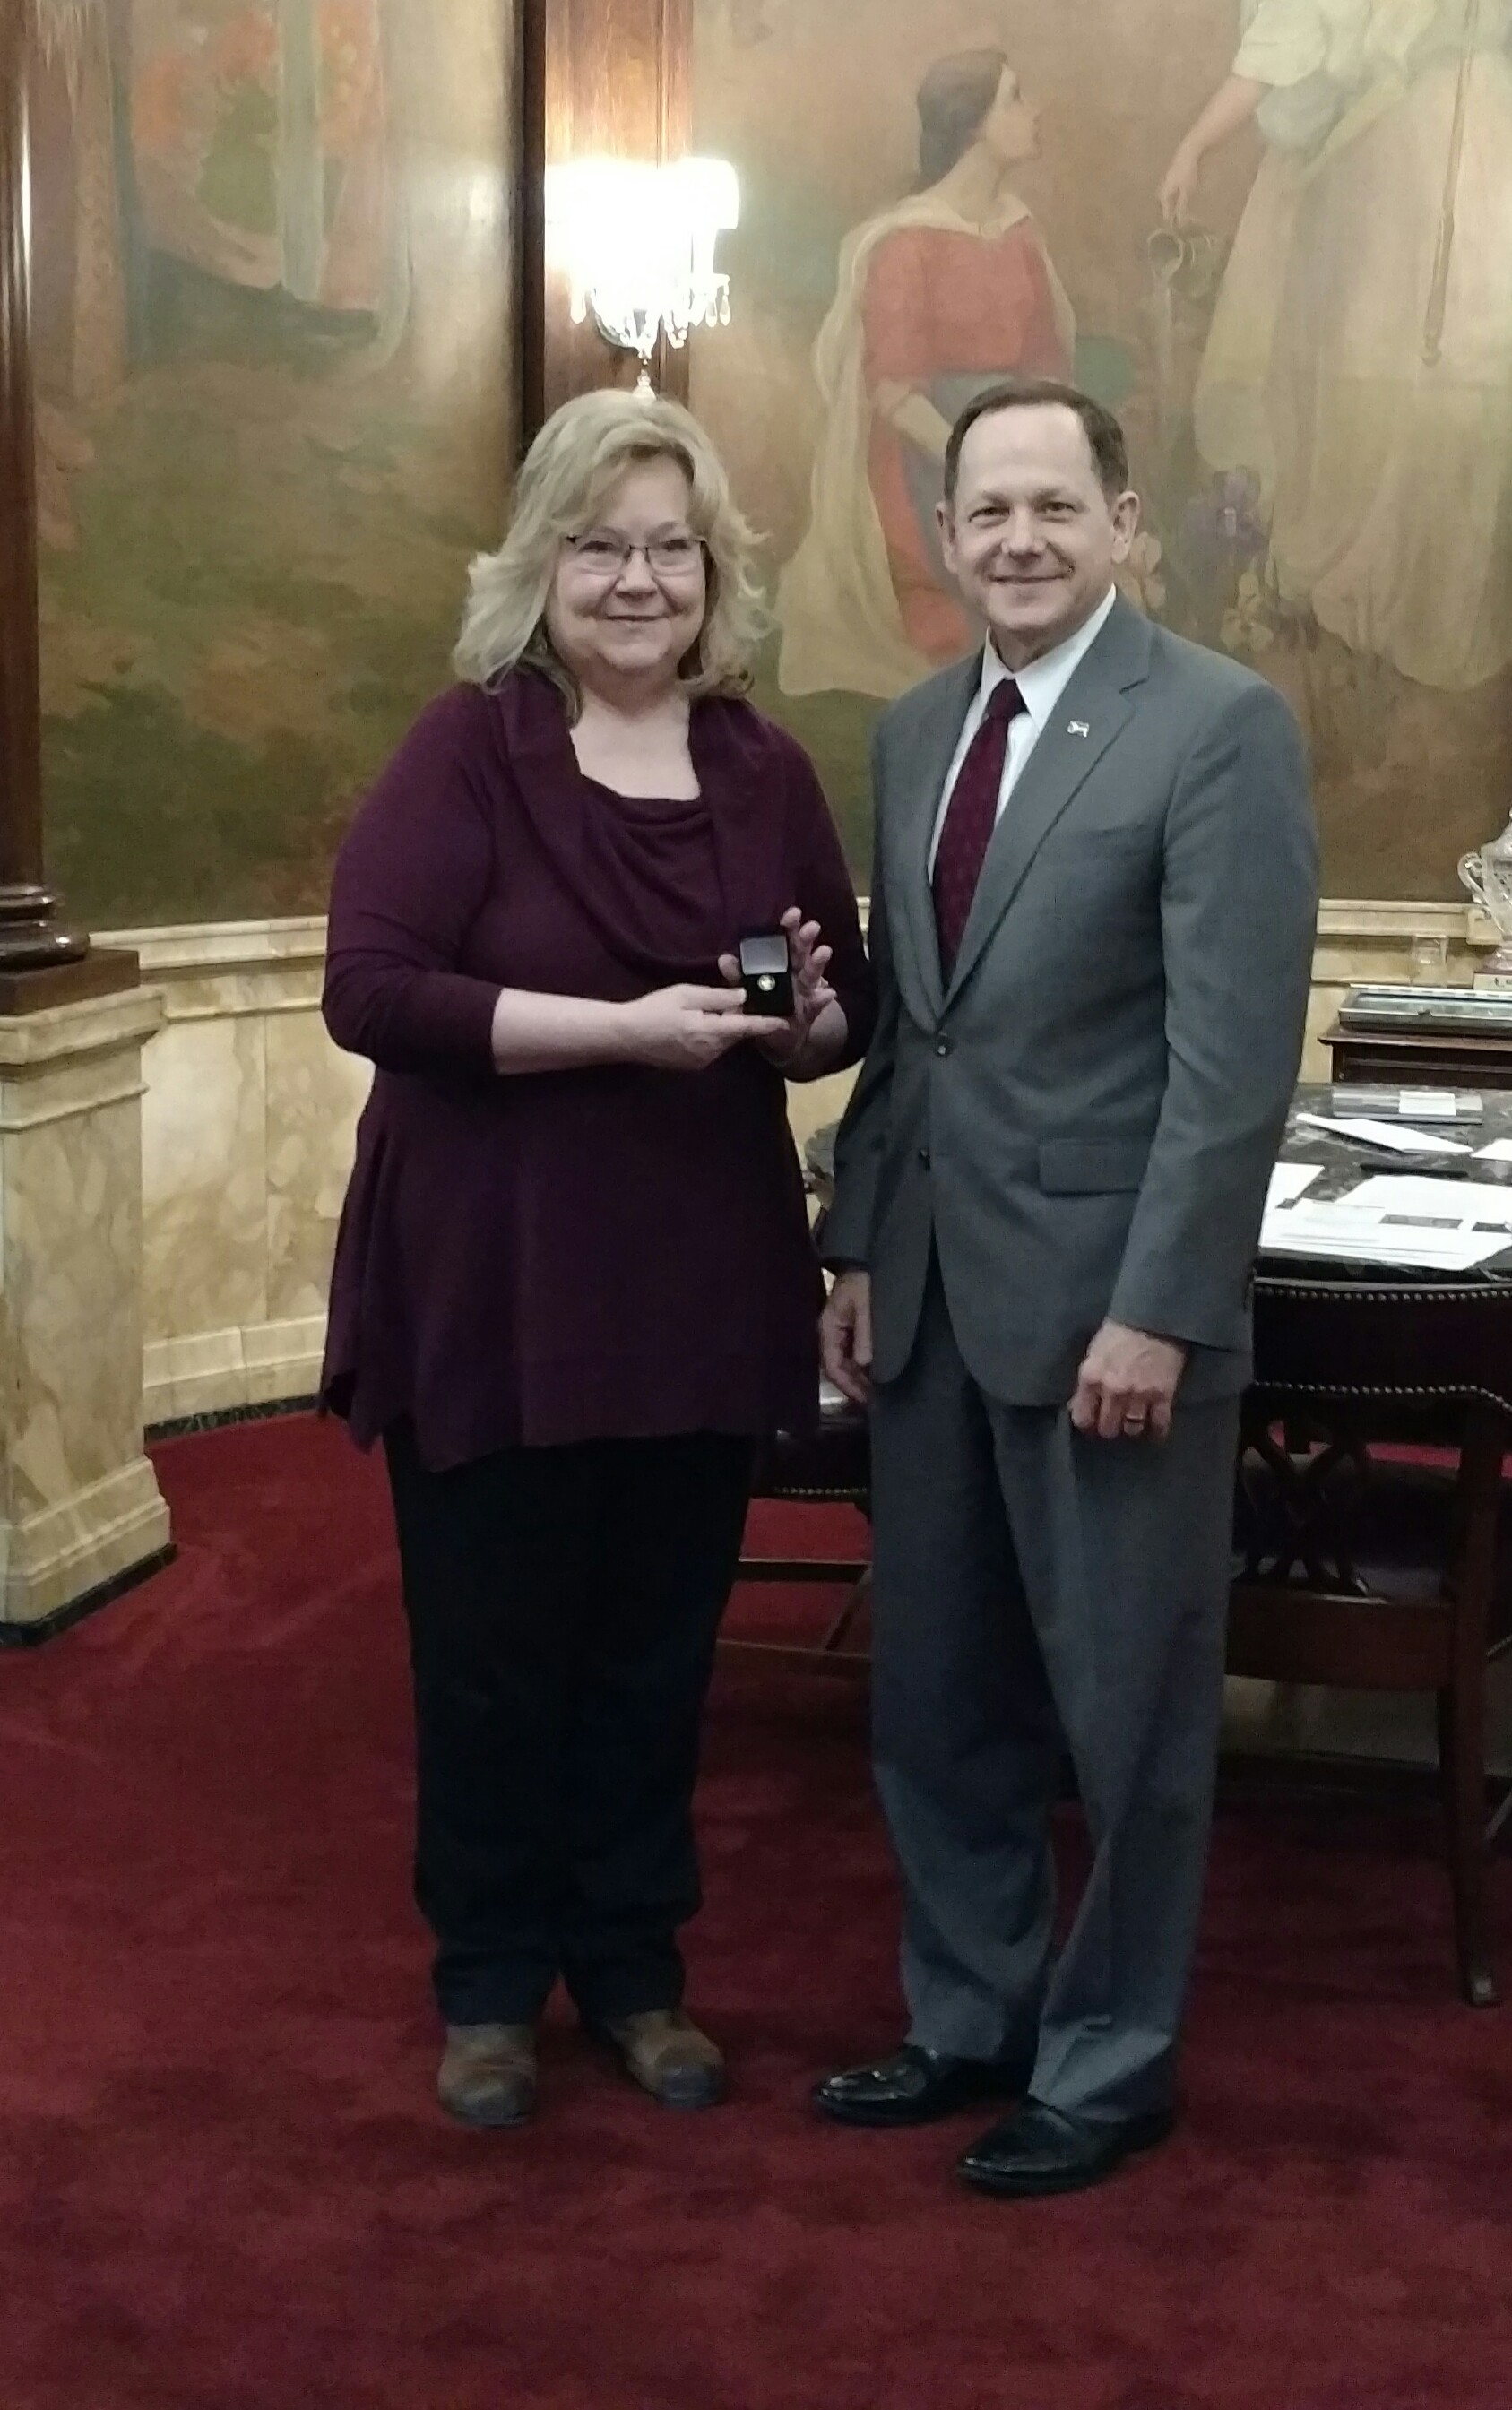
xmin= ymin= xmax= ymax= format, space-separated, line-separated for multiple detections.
xmin=1321 ymin=1015 xmax=1512 ymax=1090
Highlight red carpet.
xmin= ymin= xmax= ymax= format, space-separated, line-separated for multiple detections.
xmin=0 ymin=1414 xmax=1508 ymax=2410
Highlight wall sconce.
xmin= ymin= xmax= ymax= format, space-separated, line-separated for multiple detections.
xmin=545 ymin=156 xmax=739 ymax=396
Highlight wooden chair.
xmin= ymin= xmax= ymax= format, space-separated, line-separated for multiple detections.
xmin=1239 ymin=1273 xmax=1512 ymax=2005
xmin=722 ymin=1379 xmax=871 ymax=1675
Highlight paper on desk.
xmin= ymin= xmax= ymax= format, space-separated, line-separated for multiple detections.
xmin=1474 ymin=1137 xmax=1512 ymax=1161
xmin=1267 ymin=1163 xmax=1322 ymax=1207
xmin=1257 ymin=1199 xmax=1508 ymax=1268
xmin=1293 ymin=1112 xmax=1473 ymax=1157
xmin=1343 ymin=1174 xmax=1512 ymax=1230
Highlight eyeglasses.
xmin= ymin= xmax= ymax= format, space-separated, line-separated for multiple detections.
xmin=565 ymin=531 xmax=705 ymax=579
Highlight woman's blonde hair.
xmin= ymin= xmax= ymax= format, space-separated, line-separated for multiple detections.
xmin=453 ymin=388 xmax=770 ymax=710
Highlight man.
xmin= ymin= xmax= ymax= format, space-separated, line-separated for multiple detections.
xmin=815 ymin=377 xmax=1318 ymax=2198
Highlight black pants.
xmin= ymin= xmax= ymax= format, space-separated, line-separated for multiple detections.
xmin=384 ymin=1422 xmax=755 ymax=2027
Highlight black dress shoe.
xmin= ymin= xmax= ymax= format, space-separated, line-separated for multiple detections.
xmin=813 ymin=2043 xmax=1026 ymax=2129
xmin=955 ymin=2098 xmax=1176 ymax=2198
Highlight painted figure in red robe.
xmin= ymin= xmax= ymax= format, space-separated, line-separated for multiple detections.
xmin=779 ymin=49 xmax=1076 ymax=698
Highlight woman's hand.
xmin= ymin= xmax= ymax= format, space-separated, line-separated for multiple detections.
xmin=1159 ymin=81 xmax=1264 ymax=227
xmin=875 ymin=381 xmax=953 ymax=464
xmin=616 ymin=983 xmax=787 ymax=1073
xmin=1158 ymin=141 xmax=1203 ymax=227
xmin=718 ymin=907 xmax=838 ymax=1069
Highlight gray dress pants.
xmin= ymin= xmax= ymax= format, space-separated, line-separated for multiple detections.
xmin=868 ymin=1265 xmax=1240 ymax=2123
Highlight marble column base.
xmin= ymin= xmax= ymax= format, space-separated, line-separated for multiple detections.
xmin=0 ymin=985 xmax=171 ymax=1632
xmin=1 ymin=1458 xmax=172 ymax=1630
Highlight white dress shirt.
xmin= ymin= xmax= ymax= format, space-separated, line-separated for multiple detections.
xmin=928 ymin=583 xmax=1119 ymax=873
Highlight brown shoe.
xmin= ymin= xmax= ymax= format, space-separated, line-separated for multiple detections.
xmin=600 ymin=2009 xmax=726 ymax=2109
xmin=437 ymin=2022 xmax=537 ymax=2129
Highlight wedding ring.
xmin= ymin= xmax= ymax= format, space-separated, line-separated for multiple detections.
xmin=1121 ymin=1412 xmax=1147 ymax=1432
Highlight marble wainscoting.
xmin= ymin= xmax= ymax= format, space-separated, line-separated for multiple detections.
xmin=110 ymin=920 xmax=371 ymax=1428
xmin=112 ymin=898 xmax=1501 ymax=1431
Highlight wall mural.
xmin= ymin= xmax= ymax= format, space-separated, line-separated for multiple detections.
xmin=33 ymin=0 xmax=513 ymax=928
xmin=691 ymin=0 xmax=1512 ymax=894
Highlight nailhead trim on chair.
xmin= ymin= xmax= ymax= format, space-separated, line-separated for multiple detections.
xmin=756 ymin=1485 xmax=869 ymax=1502
xmin=1255 ymin=1275 xmax=1512 ymax=1420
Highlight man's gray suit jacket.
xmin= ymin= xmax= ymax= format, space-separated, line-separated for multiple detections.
xmin=823 ymin=596 xmax=1320 ymax=1405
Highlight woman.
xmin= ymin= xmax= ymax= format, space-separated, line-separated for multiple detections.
xmin=777 ymin=48 xmax=1075 ymax=697
xmin=321 ymin=389 xmax=873 ymax=2129
xmin=1159 ymin=0 xmax=1512 ymax=691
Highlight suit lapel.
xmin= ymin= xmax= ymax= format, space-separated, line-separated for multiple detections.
xmin=944 ymin=600 xmax=1153 ymax=1004
xmin=892 ymin=656 xmax=980 ymax=1024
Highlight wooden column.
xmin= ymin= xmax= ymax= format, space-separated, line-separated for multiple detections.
xmin=0 ymin=0 xmax=112 ymax=1000
xmin=518 ymin=0 xmax=692 ymax=446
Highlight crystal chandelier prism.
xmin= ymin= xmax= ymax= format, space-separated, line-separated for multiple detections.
xmin=546 ymin=157 xmax=740 ymax=395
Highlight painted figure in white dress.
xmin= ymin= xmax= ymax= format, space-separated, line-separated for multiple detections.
xmin=1160 ymin=0 xmax=1512 ymax=692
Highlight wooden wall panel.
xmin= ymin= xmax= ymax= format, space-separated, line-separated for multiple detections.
xmin=0 ymin=0 xmax=44 ymax=903
xmin=518 ymin=0 xmax=692 ymax=444
xmin=0 ymin=0 xmax=91 ymax=973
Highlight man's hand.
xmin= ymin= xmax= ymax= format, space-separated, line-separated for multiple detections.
xmin=820 ymin=1268 xmax=873 ymax=1407
xmin=1069 ymin=1319 xmax=1187 ymax=1442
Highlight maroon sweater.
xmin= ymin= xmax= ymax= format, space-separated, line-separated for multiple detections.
xmin=320 ymin=669 xmax=874 ymax=1469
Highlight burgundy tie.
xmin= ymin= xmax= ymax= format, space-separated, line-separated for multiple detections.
xmin=932 ymin=677 xmax=1026 ymax=979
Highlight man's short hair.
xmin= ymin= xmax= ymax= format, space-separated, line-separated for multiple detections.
xmin=943 ymin=378 xmax=1130 ymax=505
